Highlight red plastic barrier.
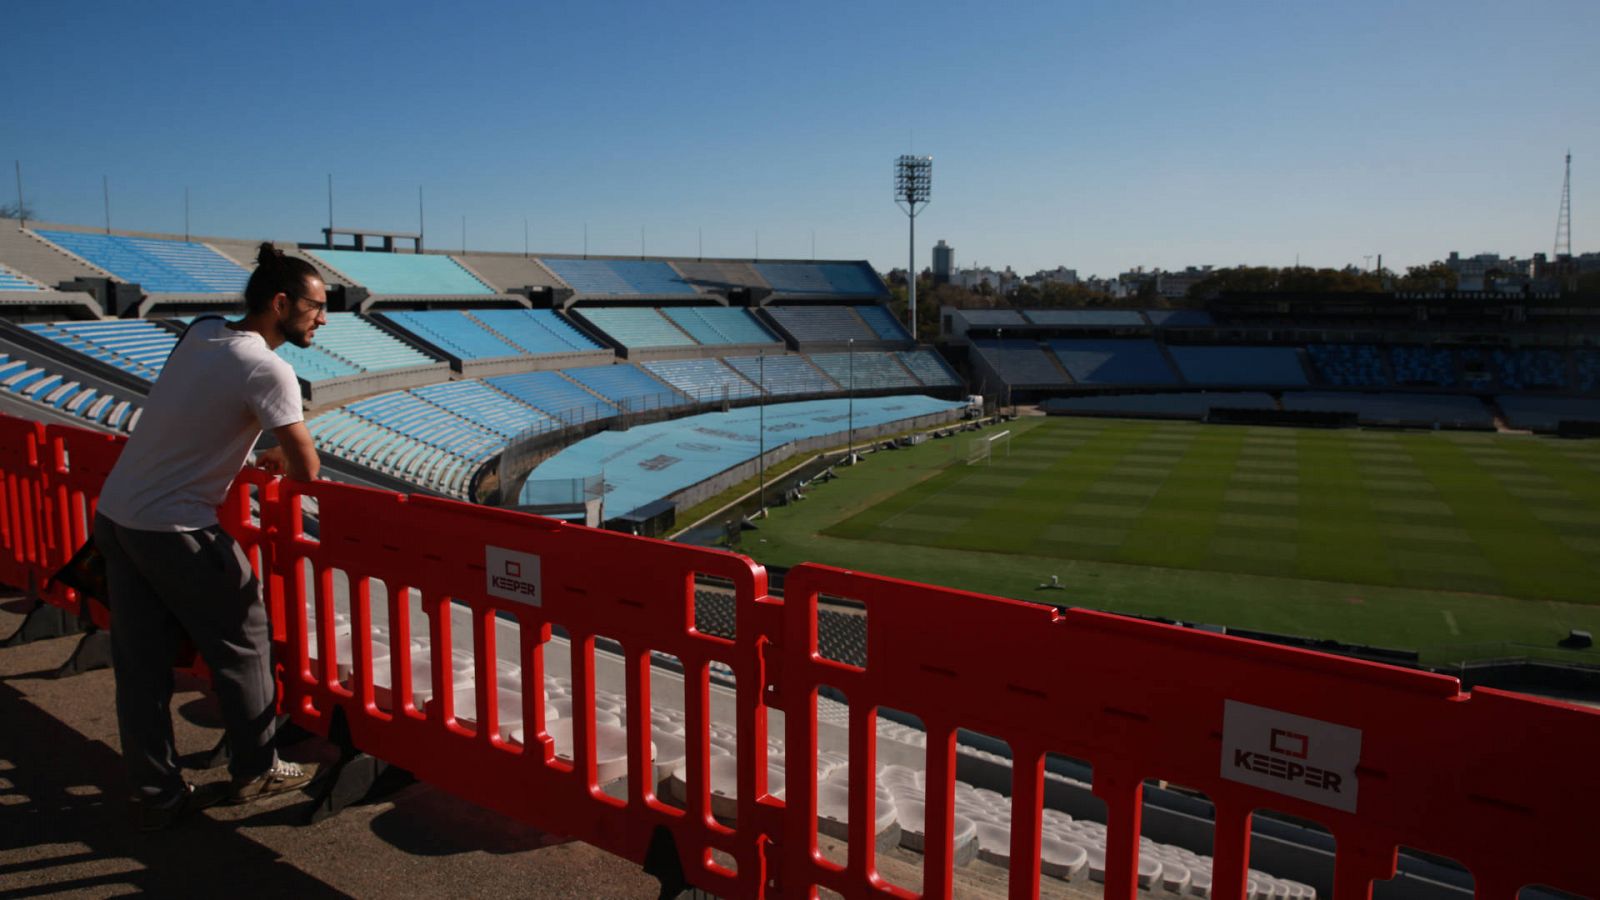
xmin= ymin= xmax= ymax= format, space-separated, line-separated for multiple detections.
xmin=262 ymin=476 xmax=780 ymax=899
xmin=779 ymin=563 xmax=1600 ymax=900
xmin=0 ymin=415 xmax=47 ymax=591
xmin=35 ymin=424 xmax=128 ymax=627
xmin=4 ymin=413 xmax=1600 ymax=900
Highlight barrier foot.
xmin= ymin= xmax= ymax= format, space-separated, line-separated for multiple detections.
xmin=0 ymin=600 xmax=85 ymax=647
xmin=642 ymin=825 xmax=691 ymax=900
xmin=304 ymin=751 xmax=412 ymax=825
xmin=304 ymin=709 xmax=413 ymax=825
xmin=52 ymin=628 xmax=112 ymax=678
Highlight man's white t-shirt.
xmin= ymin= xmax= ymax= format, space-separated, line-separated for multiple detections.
xmin=97 ymin=318 xmax=303 ymax=531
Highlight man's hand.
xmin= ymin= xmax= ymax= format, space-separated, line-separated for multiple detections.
xmin=254 ymin=446 xmax=289 ymax=475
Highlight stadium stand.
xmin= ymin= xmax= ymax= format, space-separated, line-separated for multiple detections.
xmin=561 ymin=363 xmax=685 ymax=411
xmin=896 ymin=349 xmax=962 ymax=387
xmin=1496 ymin=395 xmax=1600 ymax=432
xmin=1390 ymin=345 xmax=1457 ymax=387
xmin=485 ymin=370 xmax=617 ymax=425
xmin=754 ymin=262 xmax=885 ymax=296
xmin=344 ymin=390 xmax=506 ymax=461
xmin=1048 ymin=339 xmax=1179 ymax=385
xmin=672 ymin=260 xmax=769 ymax=293
xmin=539 ymin=258 xmax=698 ymax=296
xmin=641 ymin=358 xmax=760 ymax=400
xmin=0 ymin=349 xmax=142 ymax=431
xmin=1022 ymin=309 xmax=1146 ymax=327
xmin=1306 ymin=343 xmax=1389 ymax=387
xmin=444 ymin=254 xmax=565 ymax=293
xmin=33 ymin=230 xmax=248 ymax=293
xmin=1491 ymin=348 xmax=1567 ymax=390
xmin=575 ymin=307 xmax=697 ymax=349
xmin=722 ymin=354 xmax=837 ymax=397
xmin=856 ymin=304 xmax=913 ymax=341
xmin=1578 ymin=349 xmax=1600 ymax=391
xmin=309 ymin=313 xmax=438 ymax=373
xmin=0 ymin=225 xmax=110 ymax=289
xmin=22 ymin=319 xmax=179 ymax=381
xmin=969 ymin=338 xmax=1070 ymax=386
xmin=1457 ymin=348 xmax=1497 ymax=390
xmin=808 ymin=351 xmax=921 ymax=390
xmin=411 ymin=380 xmax=557 ymax=437
xmin=954 ymin=309 xmax=1029 ymax=327
xmin=307 ymin=408 xmax=476 ymax=497
xmin=306 ymin=249 xmax=492 ymax=296
xmin=0 ymin=264 xmax=41 ymax=291
xmin=1281 ymin=392 xmax=1494 ymax=429
xmin=208 ymin=239 xmax=351 ymax=287
xmin=662 ymin=307 xmax=781 ymax=345
xmin=1042 ymin=392 xmax=1276 ymax=419
xmin=765 ymin=305 xmax=880 ymax=343
xmin=383 ymin=310 xmax=524 ymax=360
xmin=1168 ymin=345 xmax=1308 ymax=386
xmin=469 ymin=309 xmax=603 ymax=355
xmin=1145 ymin=309 xmax=1215 ymax=327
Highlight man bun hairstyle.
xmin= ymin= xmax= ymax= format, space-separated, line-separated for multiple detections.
xmin=244 ymin=242 xmax=322 ymax=315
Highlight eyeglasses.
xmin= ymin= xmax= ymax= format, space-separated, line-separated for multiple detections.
xmin=293 ymin=295 xmax=328 ymax=313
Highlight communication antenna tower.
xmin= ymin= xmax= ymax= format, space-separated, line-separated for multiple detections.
xmin=1555 ymin=151 xmax=1572 ymax=259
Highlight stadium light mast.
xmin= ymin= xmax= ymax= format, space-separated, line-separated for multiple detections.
xmin=894 ymin=154 xmax=932 ymax=340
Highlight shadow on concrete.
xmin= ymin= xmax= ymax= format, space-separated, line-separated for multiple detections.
xmin=0 ymin=677 xmax=351 ymax=899
xmin=365 ymin=783 xmax=572 ymax=857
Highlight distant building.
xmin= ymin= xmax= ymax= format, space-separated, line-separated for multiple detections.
xmin=1025 ymin=266 xmax=1079 ymax=288
xmin=954 ymin=265 xmax=1017 ymax=293
xmin=932 ymin=240 xmax=954 ymax=285
xmin=1155 ymin=266 xmax=1213 ymax=300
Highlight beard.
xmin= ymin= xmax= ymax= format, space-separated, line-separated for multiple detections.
xmin=281 ymin=318 xmax=316 ymax=349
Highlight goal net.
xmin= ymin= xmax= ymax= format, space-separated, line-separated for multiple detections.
xmin=965 ymin=429 xmax=1011 ymax=465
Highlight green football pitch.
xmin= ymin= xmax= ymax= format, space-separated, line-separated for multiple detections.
xmin=741 ymin=417 xmax=1600 ymax=665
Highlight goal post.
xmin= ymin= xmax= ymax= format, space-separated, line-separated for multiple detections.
xmin=965 ymin=429 xmax=1011 ymax=466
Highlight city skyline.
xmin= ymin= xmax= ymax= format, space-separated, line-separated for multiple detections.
xmin=5 ymin=1 xmax=1596 ymax=278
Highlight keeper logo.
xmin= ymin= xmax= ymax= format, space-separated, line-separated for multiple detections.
xmin=485 ymin=547 xmax=541 ymax=606
xmin=1222 ymin=700 xmax=1361 ymax=813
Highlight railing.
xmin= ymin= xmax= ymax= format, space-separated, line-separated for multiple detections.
xmin=2 ymin=412 xmax=1597 ymax=900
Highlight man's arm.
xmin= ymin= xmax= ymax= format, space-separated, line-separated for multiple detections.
xmin=266 ymin=421 xmax=320 ymax=481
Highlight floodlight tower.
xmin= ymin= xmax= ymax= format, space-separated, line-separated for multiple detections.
xmin=895 ymin=155 xmax=933 ymax=339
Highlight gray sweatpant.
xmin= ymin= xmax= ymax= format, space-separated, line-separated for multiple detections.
xmin=92 ymin=513 xmax=277 ymax=803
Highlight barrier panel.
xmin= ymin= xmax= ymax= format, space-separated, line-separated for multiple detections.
xmin=2 ymin=412 xmax=1599 ymax=900
xmin=36 ymin=423 xmax=129 ymax=627
xmin=779 ymin=564 xmax=1600 ymax=900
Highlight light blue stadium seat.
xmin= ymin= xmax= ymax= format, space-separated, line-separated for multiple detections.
xmin=642 ymin=358 xmax=760 ymax=401
xmin=24 ymin=320 xmax=180 ymax=381
xmin=385 ymin=310 xmax=523 ymax=360
xmin=485 ymin=371 xmax=616 ymax=425
xmin=723 ymin=355 xmax=836 ymax=396
xmin=345 ymin=390 xmax=505 ymax=460
xmin=662 ymin=307 xmax=780 ymax=345
xmin=309 ymin=314 xmax=437 ymax=372
xmin=856 ymin=305 xmax=911 ymax=340
xmin=1490 ymin=348 xmax=1566 ymax=390
xmin=897 ymin=350 xmax=961 ymax=387
xmin=307 ymin=250 xmax=492 ymax=295
xmin=969 ymin=338 xmax=1069 ymax=386
xmin=1168 ymin=346 xmax=1307 ymax=386
xmin=766 ymin=306 xmax=878 ymax=343
xmin=1049 ymin=339 xmax=1178 ymax=385
xmin=1305 ymin=344 xmax=1388 ymax=387
xmin=755 ymin=263 xmax=885 ymax=296
xmin=539 ymin=259 xmax=698 ymax=296
xmin=412 ymin=379 xmax=555 ymax=437
xmin=1390 ymin=346 xmax=1456 ymax=387
xmin=0 ymin=264 xmax=41 ymax=291
xmin=808 ymin=352 xmax=920 ymax=390
xmin=577 ymin=308 xmax=696 ymax=348
xmin=34 ymin=231 xmax=248 ymax=293
xmin=1576 ymin=350 xmax=1600 ymax=391
xmin=562 ymin=364 xmax=684 ymax=411
xmin=469 ymin=309 xmax=601 ymax=354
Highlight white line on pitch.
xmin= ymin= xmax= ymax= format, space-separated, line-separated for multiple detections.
xmin=1442 ymin=610 xmax=1460 ymax=636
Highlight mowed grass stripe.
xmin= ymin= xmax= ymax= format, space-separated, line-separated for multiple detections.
xmin=947 ymin=421 xmax=1154 ymax=552
xmin=1405 ymin=438 xmax=1594 ymax=602
xmin=1295 ymin=433 xmax=1395 ymax=586
xmin=1113 ymin=427 xmax=1245 ymax=570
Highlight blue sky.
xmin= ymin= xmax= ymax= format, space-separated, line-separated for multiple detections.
xmin=5 ymin=1 xmax=1596 ymax=277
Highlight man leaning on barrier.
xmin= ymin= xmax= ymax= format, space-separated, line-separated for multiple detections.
xmin=92 ymin=242 xmax=326 ymax=829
